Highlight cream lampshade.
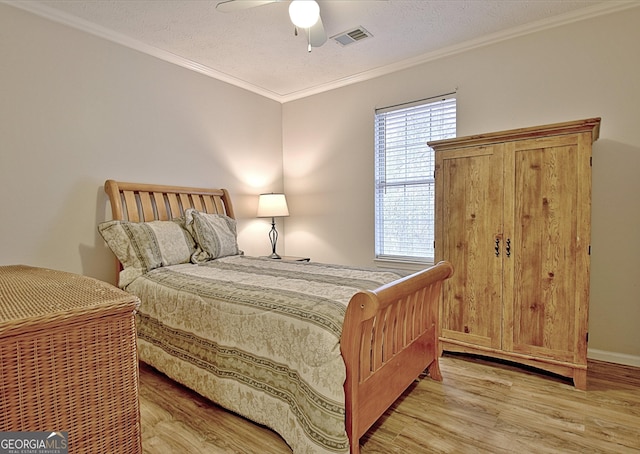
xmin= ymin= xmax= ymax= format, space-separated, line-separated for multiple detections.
xmin=257 ymin=193 xmax=290 ymax=259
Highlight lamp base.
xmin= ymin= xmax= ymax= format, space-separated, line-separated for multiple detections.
xmin=267 ymin=217 xmax=282 ymax=260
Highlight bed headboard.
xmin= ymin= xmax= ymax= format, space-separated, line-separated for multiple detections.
xmin=104 ymin=179 xmax=235 ymax=222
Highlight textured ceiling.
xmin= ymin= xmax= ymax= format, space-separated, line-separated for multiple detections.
xmin=12 ymin=0 xmax=626 ymax=102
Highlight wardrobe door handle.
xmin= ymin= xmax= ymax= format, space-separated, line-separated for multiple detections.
xmin=506 ymin=238 xmax=511 ymax=257
xmin=495 ymin=238 xmax=500 ymax=257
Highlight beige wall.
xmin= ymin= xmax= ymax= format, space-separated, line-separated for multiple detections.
xmin=0 ymin=4 xmax=283 ymax=284
xmin=283 ymin=7 xmax=640 ymax=363
xmin=1 ymin=3 xmax=638 ymax=364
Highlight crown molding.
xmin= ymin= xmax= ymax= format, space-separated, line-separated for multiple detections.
xmin=279 ymin=1 xmax=640 ymax=103
xmin=5 ymin=0 xmax=639 ymax=104
xmin=3 ymin=0 xmax=284 ymax=101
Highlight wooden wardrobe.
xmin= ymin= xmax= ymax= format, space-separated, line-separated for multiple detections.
xmin=431 ymin=118 xmax=601 ymax=390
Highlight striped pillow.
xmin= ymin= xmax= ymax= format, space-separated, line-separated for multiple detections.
xmin=184 ymin=209 xmax=240 ymax=263
xmin=98 ymin=219 xmax=195 ymax=287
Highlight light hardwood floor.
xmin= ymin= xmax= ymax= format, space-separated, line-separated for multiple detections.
xmin=139 ymin=354 xmax=640 ymax=453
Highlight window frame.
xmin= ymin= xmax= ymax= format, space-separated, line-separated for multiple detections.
xmin=374 ymin=94 xmax=456 ymax=265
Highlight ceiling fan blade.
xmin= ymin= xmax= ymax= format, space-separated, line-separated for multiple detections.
xmin=216 ymin=0 xmax=277 ymax=13
xmin=306 ymin=15 xmax=327 ymax=47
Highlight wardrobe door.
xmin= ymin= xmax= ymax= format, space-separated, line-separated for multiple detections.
xmin=436 ymin=145 xmax=504 ymax=350
xmin=502 ymin=133 xmax=590 ymax=365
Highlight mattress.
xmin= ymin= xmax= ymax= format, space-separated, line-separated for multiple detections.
xmin=126 ymin=255 xmax=406 ymax=453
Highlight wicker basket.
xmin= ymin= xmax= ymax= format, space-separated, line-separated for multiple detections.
xmin=0 ymin=265 xmax=141 ymax=453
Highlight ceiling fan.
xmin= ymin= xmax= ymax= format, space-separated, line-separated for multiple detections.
xmin=216 ymin=0 xmax=328 ymax=51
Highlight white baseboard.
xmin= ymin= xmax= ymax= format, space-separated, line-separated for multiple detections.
xmin=588 ymin=349 xmax=640 ymax=367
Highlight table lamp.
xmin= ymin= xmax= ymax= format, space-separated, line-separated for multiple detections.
xmin=257 ymin=193 xmax=290 ymax=259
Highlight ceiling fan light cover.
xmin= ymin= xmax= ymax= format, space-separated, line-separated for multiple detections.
xmin=289 ymin=0 xmax=320 ymax=29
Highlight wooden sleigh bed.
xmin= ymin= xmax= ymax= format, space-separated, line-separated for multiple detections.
xmin=102 ymin=179 xmax=453 ymax=454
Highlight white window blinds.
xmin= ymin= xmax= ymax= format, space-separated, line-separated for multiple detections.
xmin=374 ymin=94 xmax=456 ymax=262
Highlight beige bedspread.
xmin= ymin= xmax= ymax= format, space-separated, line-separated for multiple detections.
xmin=126 ymin=255 xmax=407 ymax=453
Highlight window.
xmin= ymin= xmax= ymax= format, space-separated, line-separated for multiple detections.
xmin=374 ymin=94 xmax=456 ymax=263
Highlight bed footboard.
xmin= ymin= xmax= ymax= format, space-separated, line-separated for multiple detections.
xmin=340 ymin=261 xmax=453 ymax=454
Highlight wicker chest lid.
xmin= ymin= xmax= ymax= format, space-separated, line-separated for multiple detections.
xmin=0 ymin=265 xmax=139 ymax=335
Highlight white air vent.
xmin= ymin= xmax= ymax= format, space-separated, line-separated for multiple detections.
xmin=331 ymin=27 xmax=373 ymax=46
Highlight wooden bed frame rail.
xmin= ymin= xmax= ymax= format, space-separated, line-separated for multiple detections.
xmin=341 ymin=261 xmax=453 ymax=454
xmin=103 ymin=180 xmax=453 ymax=454
xmin=104 ymin=180 xmax=234 ymax=222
